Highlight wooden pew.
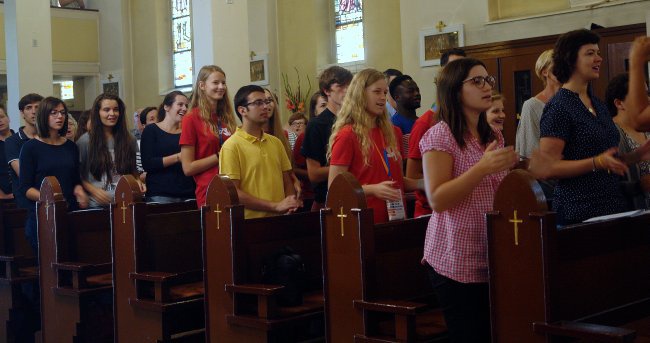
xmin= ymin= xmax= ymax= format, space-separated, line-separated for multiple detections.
xmin=38 ymin=176 xmax=114 ymax=343
xmin=112 ymin=175 xmax=203 ymax=343
xmin=0 ymin=200 xmax=39 ymax=342
xmin=486 ymin=169 xmax=650 ymax=342
xmin=202 ymin=174 xmax=324 ymax=342
xmin=321 ymin=172 xmax=446 ymax=342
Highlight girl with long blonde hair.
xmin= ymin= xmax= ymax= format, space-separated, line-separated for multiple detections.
xmin=327 ymin=68 xmax=422 ymax=223
xmin=179 ymin=65 xmax=238 ymax=207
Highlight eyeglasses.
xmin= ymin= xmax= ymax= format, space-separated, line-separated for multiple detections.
xmin=291 ymin=121 xmax=306 ymax=127
xmin=49 ymin=110 xmax=67 ymax=117
xmin=244 ymin=99 xmax=272 ymax=107
xmin=463 ymin=75 xmax=497 ymax=89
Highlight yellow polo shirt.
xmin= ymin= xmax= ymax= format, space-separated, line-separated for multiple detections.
xmin=219 ymin=128 xmax=292 ymax=219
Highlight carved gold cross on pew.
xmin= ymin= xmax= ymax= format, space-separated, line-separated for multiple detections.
xmin=44 ymin=201 xmax=51 ymax=221
xmin=121 ymin=201 xmax=128 ymax=224
xmin=337 ymin=207 xmax=347 ymax=237
xmin=509 ymin=210 xmax=523 ymax=246
xmin=214 ymin=203 xmax=222 ymax=230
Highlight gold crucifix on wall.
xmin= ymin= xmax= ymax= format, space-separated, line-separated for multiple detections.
xmin=436 ymin=21 xmax=446 ymax=32
xmin=509 ymin=210 xmax=523 ymax=246
xmin=337 ymin=207 xmax=347 ymax=237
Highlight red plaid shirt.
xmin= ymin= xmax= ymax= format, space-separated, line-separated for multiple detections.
xmin=419 ymin=121 xmax=507 ymax=283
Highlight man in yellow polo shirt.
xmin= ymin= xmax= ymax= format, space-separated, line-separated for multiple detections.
xmin=219 ymin=85 xmax=302 ymax=218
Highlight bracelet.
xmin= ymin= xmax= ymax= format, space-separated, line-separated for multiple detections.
xmin=596 ymin=156 xmax=604 ymax=170
xmin=592 ymin=157 xmax=596 ymax=172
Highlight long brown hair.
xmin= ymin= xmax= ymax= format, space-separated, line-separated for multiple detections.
xmin=188 ymin=65 xmax=237 ymax=136
xmin=87 ymin=93 xmax=137 ymax=181
xmin=437 ymin=58 xmax=495 ymax=148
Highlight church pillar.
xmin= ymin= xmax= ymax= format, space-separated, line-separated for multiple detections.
xmin=192 ymin=0 xmax=250 ymax=94
xmin=4 ymin=0 xmax=54 ymax=129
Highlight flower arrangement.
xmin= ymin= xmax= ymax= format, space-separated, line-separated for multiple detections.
xmin=281 ymin=68 xmax=312 ymax=114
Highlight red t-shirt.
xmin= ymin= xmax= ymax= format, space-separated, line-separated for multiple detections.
xmin=330 ymin=125 xmax=405 ymax=223
xmin=179 ymin=108 xmax=232 ymax=207
xmin=407 ymin=109 xmax=438 ymax=217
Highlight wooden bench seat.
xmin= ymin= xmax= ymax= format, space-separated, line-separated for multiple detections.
xmin=202 ymin=174 xmax=324 ymax=342
xmin=113 ymin=175 xmax=203 ymax=343
xmin=321 ymin=172 xmax=447 ymax=342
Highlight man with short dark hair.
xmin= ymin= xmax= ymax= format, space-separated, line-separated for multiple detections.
xmin=301 ymin=66 xmax=353 ymax=209
xmin=440 ymin=48 xmax=466 ymax=67
xmin=5 ymin=93 xmax=43 ymax=209
xmin=390 ymin=75 xmax=421 ymax=135
xmin=220 ymin=85 xmax=301 ymax=219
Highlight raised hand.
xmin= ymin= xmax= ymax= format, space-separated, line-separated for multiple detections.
xmin=477 ymin=141 xmax=518 ymax=176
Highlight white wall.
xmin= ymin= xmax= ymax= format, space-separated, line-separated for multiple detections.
xmin=400 ymin=0 xmax=650 ymax=110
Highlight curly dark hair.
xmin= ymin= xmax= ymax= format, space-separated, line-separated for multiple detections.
xmin=552 ymin=29 xmax=600 ymax=84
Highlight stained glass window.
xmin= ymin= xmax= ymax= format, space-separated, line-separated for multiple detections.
xmin=334 ymin=0 xmax=364 ymax=64
xmin=171 ymin=0 xmax=193 ymax=88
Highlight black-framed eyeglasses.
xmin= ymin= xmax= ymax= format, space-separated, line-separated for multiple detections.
xmin=49 ymin=110 xmax=67 ymax=117
xmin=244 ymin=99 xmax=272 ymax=107
xmin=463 ymin=75 xmax=497 ymax=89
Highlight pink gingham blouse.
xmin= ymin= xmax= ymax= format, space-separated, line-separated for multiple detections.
xmin=419 ymin=121 xmax=507 ymax=283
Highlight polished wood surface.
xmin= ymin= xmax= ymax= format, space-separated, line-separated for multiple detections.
xmin=322 ymin=172 xmax=446 ymax=342
xmin=487 ymin=169 xmax=650 ymax=342
xmin=203 ymin=174 xmax=324 ymax=343
xmin=112 ymin=175 xmax=202 ymax=343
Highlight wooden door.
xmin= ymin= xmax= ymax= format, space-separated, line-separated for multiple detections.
xmin=499 ymin=53 xmax=546 ymax=147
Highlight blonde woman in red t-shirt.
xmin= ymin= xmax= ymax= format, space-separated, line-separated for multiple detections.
xmin=179 ymin=65 xmax=238 ymax=207
xmin=327 ymin=68 xmax=423 ymax=223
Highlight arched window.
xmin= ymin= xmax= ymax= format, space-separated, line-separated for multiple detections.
xmin=171 ymin=0 xmax=193 ymax=89
xmin=334 ymin=0 xmax=364 ymax=64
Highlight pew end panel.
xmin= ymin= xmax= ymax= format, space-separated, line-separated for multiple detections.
xmin=113 ymin=175 xmax=204 ymax=343
xmin=487 ymin=169 xmax=553 ymax=343
xmin=323 ymin=172 xmax=368 ymax=343
xmin=0 ymin=201 xmax=39 ymax=342
xmin=38 ymin=176 xmax=114 ymax=343
xmin=323 ymin=172 xmax=445 ymax=342
xmin=203 ymin=174 xmax=243 ymax=343
xmin=203 ymin=174 xmax=324 ymax=342
xmin=488 ymin=169 xmax=650 ymax=342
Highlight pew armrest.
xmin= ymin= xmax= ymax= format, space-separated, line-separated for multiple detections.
xmin=225 ymin=283 xmax=284 ymax=296
xmin=533 ymin=321 xmax=637 ymax=342
xmin=226 ymin=283 xmax=286 ymax=319
xmin=52 ymin=262 xmax=112 ymax=290
xmin=0 ymin=255 xmax=37 ymax=280
xmin=353 ymin=299 xmax=428 ymax=315
xmin=130 ymin=269 xmax=203 ymax=303
xmin=354 ymin=299 xmax=429 ymax=341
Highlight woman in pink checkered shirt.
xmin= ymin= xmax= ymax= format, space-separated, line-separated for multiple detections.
xmin=419 ymin=58 xmax=517 ymax=342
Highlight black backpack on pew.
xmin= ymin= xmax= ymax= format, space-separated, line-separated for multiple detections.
xmin=261 ymin=246 xmax=307 ymax=306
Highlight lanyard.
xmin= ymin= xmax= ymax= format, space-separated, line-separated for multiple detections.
xmin=372 ymin=137 xmax=391 ymax=178
xmin=216 ymin=117 xmax=223 ymax=146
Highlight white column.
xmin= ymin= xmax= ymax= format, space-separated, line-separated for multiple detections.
xmin=4 ymin=0 xmax=54 ymax=130
xmin=192 ymin=0 xmax=250 ymax=92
